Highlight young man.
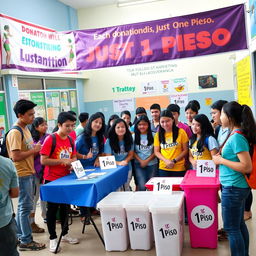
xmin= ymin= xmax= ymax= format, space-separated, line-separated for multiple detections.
xmin=0 ymin=155 xmax=19 ymax=256
xmin=150 ymin=103 xmax=161 ymax=133
xmin=167 ymin=104 xmax=192 ymax=139
xmin=41 ymin=112 xmax=79 ymax=253
xmin=6 ymin=99 xmax=45 ymax=251
xmin=75 ymin=112 xmax=89 ymax=136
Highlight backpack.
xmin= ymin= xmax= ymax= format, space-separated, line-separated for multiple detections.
xmin=49 ymin=133 xmax=74 ymax=157
xmin=233 ymin=130 xmax=256 ymax=189
xmin=0 ymin=126 xmax=24 ymax=157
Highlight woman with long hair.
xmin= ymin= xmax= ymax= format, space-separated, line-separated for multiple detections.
xmin=213 ymin=101 xmax=256 ymax=256
xmin=104 ymin=118 xmax=134 ymax=191
xmin=154 ymin=110 xmax=189 ymax=177
xmin=133 ymin=115 xmax=158 ymax=190
xmin=185 ymin=101 xmax=200 ymax=130
xmin=189 ymin=114 xmax=219 ymax=169
xmin=30 ymin=117 xmax=48 ymax=232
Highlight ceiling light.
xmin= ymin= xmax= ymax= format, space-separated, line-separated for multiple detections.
xmin=117 ymin=0 xmax=163 ymax=7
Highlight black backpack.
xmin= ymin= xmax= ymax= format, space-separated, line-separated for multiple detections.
xmin=49 ymin=133 xmax=74 ymax=156
xmin=0 ymin=126 xmax=24 ymax=157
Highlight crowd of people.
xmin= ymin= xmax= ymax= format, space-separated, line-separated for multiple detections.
xmin=0 ymin=98 xmax=255 ymax=256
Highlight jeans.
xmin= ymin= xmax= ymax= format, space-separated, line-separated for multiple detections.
xmin=16 ymin=175 xmax=35 ymax=244
xmin=0 ymin=218 xmax=19 ymax=256
xmin=245 ymin=190 xmax=252 ymax=212
xmin=158 ymin=169 xmax=186 ymax=177
xmin=222 ymin=186 xmax=250 ymax=256
xmin=135 ymin=163 xmax=158 ymax=191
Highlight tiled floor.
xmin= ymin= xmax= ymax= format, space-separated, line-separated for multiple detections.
xmin=16 ymin=190 xmax=256 ymax=256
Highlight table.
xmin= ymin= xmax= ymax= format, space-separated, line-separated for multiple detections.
xmin=40 ymin=165 xmax=129 ymax=253
xmin=40 ymin=165 xmax=129 ymax=207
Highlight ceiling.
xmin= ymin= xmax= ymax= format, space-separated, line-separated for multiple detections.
xmin=58 ymin=0 xmax=117 ymax=9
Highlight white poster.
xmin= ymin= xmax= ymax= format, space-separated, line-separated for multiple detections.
xmin=160 ymin=80 xmax=170 ymax=93
xmin=170 ymin=78 xmax=188 ymax=93
xmin=113 ymin=98 xmax=134 ymax=112
xmin=0 ymin=14 xmax=76 ymax=71
xmin=141 ymin=81 xmax=159 ymax=95
xmin=170 ymin=94 xmax=188 ymax=107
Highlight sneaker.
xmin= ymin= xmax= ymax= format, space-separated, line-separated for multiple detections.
xmin=31 ymin=222 xmax=45 ymax=233
xmin=49 ymin=239 xmax=61 ymax=253
xmin=19 ymin=241 xmax=46 ymax=251
xmin=61 ymin=235 xmax=79 ymax=244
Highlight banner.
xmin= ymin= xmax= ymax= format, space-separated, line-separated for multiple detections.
xmin=0 ymin=14 xmax=76 ymax=71
xmin=72 ymin=4 xmax=247 ymax=70
xmin=0 ymin=4 xmax=247 ymax=72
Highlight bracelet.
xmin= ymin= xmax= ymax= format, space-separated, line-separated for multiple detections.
xmin=172 ymin=159 xmax=177 ymax=163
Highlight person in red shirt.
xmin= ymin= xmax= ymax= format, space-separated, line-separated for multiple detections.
xmin=40 ymin=112 xmax=79 ymax=253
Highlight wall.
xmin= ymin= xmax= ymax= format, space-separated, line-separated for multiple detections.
xmin=78 ymin=0 xmax=248 ymax=121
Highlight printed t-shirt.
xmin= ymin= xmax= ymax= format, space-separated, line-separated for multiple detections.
xmin=76 ymin=134 xmax=99 ymax=167
xmin=0 ymin=156 xmax=18 ymax=228
xmin=154 ymin=128 xmax=188 ymax=171
xmin=220 ymin=132 xmax=249 ymax=188
xmin=40 ymin=132 xmax=76 ymax=181
xmin=6 ymin=124 xmax=35 ymax=177
xmin=133 ymin=134 xmax=157 ymax=166
xmin=189 ymin=136 xmax=219 ymax=160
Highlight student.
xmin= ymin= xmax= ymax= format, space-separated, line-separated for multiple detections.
xmin=189 ymin=114 xmax=219 ymax=169
xmin=75 ymin=112 xmax=89 ymax=137
xmin=105 ymin=114 xmax=119 ymax=138
xmin=104 ymin=118 xmax=134 ymax=191
xmin=213 ymin=101 xmax=256 ymax=256
xmin=121 ymin=110 xmax=132 ymax=127
xmin=130 ymin=107 xmax=147 ymax=133
xmin=210 ymin=100 xmax=228 ymax=139
xmin=133 ymin=115 xmax=158 ymax=190
xmin=41 ymin=112 xmax=79 ymax=253
xmin=6 ymin=99 xmax=45 ymax=251
xmin=30 ymin=117 xmax=48 ymax=232
xmin=185 ymin=101 xmax=199 ymax=130
xmin=75 ymin=112 xmax=105 ymax=223
xmin=167 ymin=104 xmax=192 ymax=139
xmin=0 ymin=155 xmax=19 ymax=256
xmin=154 ymin=110 xmax=189 ymax=177
xmin=150 ymin=103 xmax=161 ymax=133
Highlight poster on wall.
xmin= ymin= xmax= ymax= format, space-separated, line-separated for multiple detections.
xmin=30 ymin=92 xmax=46 ymax=119
xmin=0 ymin=93 xmax=8 ymax=134
xmin=113 ymin=98 xmax=134 ymax=112
xmin=46 ymin=91 xmax=60 ymax=131
xmin=136 ymin=95 xmax=170 ymax=109
xmin=170 ymin=78 xmax=187 ymax=93
xmin=141 ymin=81 xmax=159 ymax=95
xmin=198 ymin=75 xmax=217 ymax=89
xmin=0 ymin=14 xmax=76 ymax=71
xmin=18 ymin=92 xmax=30 ymax=100
xmin=236 ymin=56 xmax=252 ymax=106
xmin=170 ymin=94 xmax=188 ymax=107
xmin=60 ymin=91 xmax=70 ymax=111
xmin=160 ymin=80 xmax=170 ymax=93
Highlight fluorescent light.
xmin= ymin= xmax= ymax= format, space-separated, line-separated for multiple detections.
xmin=117 ymin=0 xmax=163 ymax=7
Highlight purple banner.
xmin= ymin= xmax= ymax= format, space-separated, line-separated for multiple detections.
xmin=73 ymin=4 xmax=247 ymax=70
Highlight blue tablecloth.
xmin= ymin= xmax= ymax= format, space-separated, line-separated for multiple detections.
xmin=40 ymin=166 xmax=129 ymax=207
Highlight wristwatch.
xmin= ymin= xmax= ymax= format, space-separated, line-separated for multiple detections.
xmin=172 ymin=159 xmax=177 ymax=163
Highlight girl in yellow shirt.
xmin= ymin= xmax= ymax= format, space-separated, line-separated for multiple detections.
xmin=154 ymin=110 xmax=189 ymax=177
xmin=189 ymin=114 xmax=219 ymax=169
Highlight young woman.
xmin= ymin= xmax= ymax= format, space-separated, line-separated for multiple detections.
xmin=185 ymin=101 xmax=199 ymax=130
xmin=121 ymin=110 xmax=132 ymax=127
xmin=30 ymin=117 xmax=48 ymax=232
xmin=104 ymin=118 xmax=134 ymax=191
xmin=154 ymin=110 xmax=189 ymax=177
xmin=133 ymin=115 xmax=158 ymax=190
xmin=105 ymin=114 xmax=119 ymax=138
xmin=213 ymin=101 xmax=256 ymax=256
xmin=76 ymin=113 xmax=105 ymax=222
xmin=130 ymin=107 xmax=147 ymax=133
xmin=189 ymin=114 xmax=219 ymax=169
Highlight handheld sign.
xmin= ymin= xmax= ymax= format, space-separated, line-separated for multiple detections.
xmin=153 ymin=178 xmax=173 ymax=194
xmin=196 ymin=160 xmax=216 ymax=177
xmin=71 ymin=160 xmax=86 ymax=178
xmin=99 ymin=156 xmax=117 ymax=170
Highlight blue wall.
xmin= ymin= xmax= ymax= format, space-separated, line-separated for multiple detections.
xmin=1 ymin=0 xmax=78 ymax=30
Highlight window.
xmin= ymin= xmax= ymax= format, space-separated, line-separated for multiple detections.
xmin=18 ymin=77 xmax=43 ymax=90
xmin=45 ymin=79 xmax=76 ymax=89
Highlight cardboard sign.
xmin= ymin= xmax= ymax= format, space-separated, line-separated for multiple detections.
xmin=71 ymin=160 xmax=85 ymax=178
xmin=153 ymin=178 xmax=173 ymax=194
xmin=99 ymin=156 xmax=117 ymax=170
xmin=196 ymin=160 xmax=216 ymax=177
